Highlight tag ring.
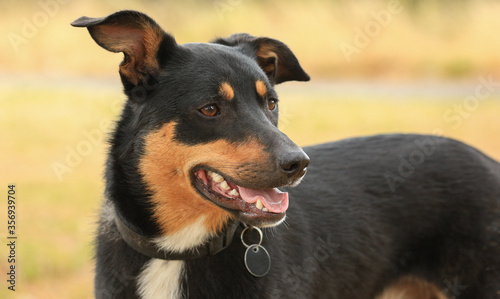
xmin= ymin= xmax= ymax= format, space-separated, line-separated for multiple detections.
xmin=240 ymin=226 xmax=263 ymax=248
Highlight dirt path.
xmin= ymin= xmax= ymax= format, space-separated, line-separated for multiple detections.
xmin=2 ymin=72 xmax=500 ymax=100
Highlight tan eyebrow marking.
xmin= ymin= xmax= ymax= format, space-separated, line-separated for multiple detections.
xmin=255 ymin=80 xmax=267 ymax=98
xmin=219 ymin=82 xmax=234 ymax=101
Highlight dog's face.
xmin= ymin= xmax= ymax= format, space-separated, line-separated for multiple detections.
xmin=73 ymin=11 xmax=310 ymax=236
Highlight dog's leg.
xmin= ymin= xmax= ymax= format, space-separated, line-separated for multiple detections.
xmin=376 ymin=276 xmax=448 ymax=299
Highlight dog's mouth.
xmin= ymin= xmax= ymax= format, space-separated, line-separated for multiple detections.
xmin=193 ymin=169 xmax=288 ymax=226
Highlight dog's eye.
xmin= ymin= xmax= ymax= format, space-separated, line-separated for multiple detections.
xmin=200 ymin=104 xmax=220 ymax=117
xmin=267 ymin=99 xmax=277 ymax=111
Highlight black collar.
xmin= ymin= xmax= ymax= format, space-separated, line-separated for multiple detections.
xmin=114 ymin=210 xmax=239 ymax=260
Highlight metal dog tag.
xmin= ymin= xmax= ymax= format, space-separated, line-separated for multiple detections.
xmin=244 ymin=244 xmax=271 ymax=277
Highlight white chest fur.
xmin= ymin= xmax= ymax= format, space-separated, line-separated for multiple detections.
xmin=137 ymin=259 xmax=184 ymax=299
xmin=137 ymin=216 xmax=212 ymax=298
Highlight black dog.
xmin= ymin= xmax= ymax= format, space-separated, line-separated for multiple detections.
xmin=72 ymin=10 xmax=500 ymax=299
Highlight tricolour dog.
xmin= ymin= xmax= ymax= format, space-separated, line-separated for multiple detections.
xmin=72 ymin=10 xmax=500 ymax=299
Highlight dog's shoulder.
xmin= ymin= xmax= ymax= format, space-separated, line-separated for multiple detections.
xmin=94 ymin=200 xmax=150 ymax=298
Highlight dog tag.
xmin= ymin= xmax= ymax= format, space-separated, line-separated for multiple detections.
xmin=244 ymin=244 xmax=271 ymax=277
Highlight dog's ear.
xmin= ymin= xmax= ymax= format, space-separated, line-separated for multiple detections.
xmin=71 ymin=10 xmax=176 ymax=86
xmin=213 ymin=33 xmax=310 ymax=85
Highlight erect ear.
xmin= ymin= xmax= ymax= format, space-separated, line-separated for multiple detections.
xmin=71 ymin=10 xmax=176 ymax=86
xmin=212 ymin=33 xmax=310 ymax=85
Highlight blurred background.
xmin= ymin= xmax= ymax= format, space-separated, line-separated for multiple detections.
xmin=1 ymin=0 xmax=499 ymax=298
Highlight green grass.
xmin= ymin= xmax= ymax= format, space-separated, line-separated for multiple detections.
xmin=1 ymin=86 xmax=499 ymax=298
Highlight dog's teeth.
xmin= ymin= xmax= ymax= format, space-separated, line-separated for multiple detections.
xmin=220 ymin=180 xmax=230 ymax=190
xmin=262 ymin=207 xmax=269 ymax=212
xmin=213 ymin=174 xmax=224 ymax=183
xmin=229 ymin=189 xmax=239 ymax=197
xmin=208 ymin=171 xmax=224 ymax=183
xmin=256 ymin=199 xmax=264 ymax=210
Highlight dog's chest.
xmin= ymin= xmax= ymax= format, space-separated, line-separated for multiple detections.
xmin=136 ymin=216 xmax=212 ymax=298
xmin=137 ymin=259 xmax=184 ymax=299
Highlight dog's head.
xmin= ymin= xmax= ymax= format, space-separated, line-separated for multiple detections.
xmin=73 ymin=11 xmax=310 ymax=237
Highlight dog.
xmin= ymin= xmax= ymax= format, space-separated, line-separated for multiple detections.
xmin=72 ymin=10 xmax=500 ymax=299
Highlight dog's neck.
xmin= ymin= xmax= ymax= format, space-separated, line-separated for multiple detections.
xmin=114 ymin=207 xmax=239 ymax=260
xmin=105 ymin=109 xmax=165 ymax=235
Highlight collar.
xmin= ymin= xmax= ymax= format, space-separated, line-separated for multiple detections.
xmin=114 ymin=210 xmax=240 ymax=260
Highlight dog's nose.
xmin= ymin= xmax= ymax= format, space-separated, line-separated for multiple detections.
xmin=279 ymin=151 xmax=310 ymax=178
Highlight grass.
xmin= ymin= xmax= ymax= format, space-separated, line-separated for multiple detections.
xmin=0 ymin=87 xmax=121 ymax=298
xmin=1 ymin=84 xmax=499 ymax=298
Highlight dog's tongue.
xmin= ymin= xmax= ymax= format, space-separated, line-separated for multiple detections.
xmin=237 ymin=187 xmax=289 ymax=213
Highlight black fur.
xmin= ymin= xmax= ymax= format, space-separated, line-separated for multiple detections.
xmin=179 ymin=135 xmax=500 ymax=298
xmin=73 ymin=11 xmax=500 ymax=299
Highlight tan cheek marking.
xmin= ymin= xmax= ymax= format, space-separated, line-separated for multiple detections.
xmin=376 ymin=276 xmax=448 ymax=299
xmin=219 ymin=82 xmax=235 ymax=101
xmin=140 ymin=122 xmax=270 ymax=235
xmin=255 ymin=80 xmax=267 ymax=98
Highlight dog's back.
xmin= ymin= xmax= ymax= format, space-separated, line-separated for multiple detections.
xmin=287 ymin=134 xmax=500 ymax=298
